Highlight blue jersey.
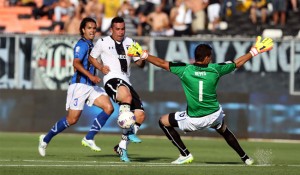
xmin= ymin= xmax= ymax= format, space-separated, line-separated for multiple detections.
xmin=70 ymin=38 xmax=95 ymax=85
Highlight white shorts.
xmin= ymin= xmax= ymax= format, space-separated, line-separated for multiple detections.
xmin=175 ymin=107 xmax=224 ymax=132
xmin=207 ymin=3 xmax=221 ymax=22
xmin=66 ymin=83 xmax=107 ymax=111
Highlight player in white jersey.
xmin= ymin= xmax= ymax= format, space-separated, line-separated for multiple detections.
xmin=89 ymin=17 xmax=146 ymax=162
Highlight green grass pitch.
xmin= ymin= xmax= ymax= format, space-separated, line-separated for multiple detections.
xmin=0 ymin=132 xmax=300 ymax=175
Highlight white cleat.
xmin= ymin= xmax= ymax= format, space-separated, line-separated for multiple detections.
xmin=38 ymin=134 xmax=47 ymax=157
xmin=171 ymin=154 xmax=194 ymax=164
xmin=81 ymin=137 xmax=101 ymax=152
xmin=244 ymin=158 xmax=254 ymax=165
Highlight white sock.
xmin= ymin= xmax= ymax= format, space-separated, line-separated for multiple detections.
xmin=119 ymin=140 xmax=129 ymax=150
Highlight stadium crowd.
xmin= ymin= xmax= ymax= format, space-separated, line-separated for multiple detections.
xmin=2 ymin=0 xmax=299 ymax=36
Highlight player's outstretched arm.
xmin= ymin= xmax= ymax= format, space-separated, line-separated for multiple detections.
xmin=147 ymin=55 xmax=170 ymax=71
xmin=234 ymin=36 xmax=273 ymax=68
xmin=127 ymin=42 xmax=170 ymax=71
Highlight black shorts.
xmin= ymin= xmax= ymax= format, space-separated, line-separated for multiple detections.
xmin=104 ymin=78 xmax=144 ymax=111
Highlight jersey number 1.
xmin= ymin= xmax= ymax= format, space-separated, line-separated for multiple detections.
xmin=199 ymin=81 xmax=203 ymax=102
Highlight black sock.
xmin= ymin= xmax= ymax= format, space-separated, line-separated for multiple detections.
xmin=158 ymin=120 xmax=190 ymax=156
xmin=217 ymin=127 xmax=247 ymax=158
xmin=241 ymin=154 xmax=250 ymax=162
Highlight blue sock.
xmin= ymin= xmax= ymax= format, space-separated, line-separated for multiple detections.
xmin=85 ymin=111 xmax=110 ymax=140
xmin=44 ymin=117 xmax=69 ymax=143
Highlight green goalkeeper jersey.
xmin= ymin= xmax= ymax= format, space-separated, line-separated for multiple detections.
xmin=169 ymin=61 xmax=236 ymax=117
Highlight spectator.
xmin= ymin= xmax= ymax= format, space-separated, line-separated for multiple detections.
xmin=250 ymin=0 xmax=268 ymax=25
xmin=32 ymin=0 xmax=58 ymax=20
xmin=64 ymin=0 xmax=86 ymax=34
xmin=290 ymin=0 xmax=298 ymax=12
xmin=169 ymin=0 xmax=192 ymax=36
xmin=146 ymin=4 xmax=172 ymax=36
xmin=184 ymin=0 xmax=208 ymax=34
xmin=118 ymin=0 xmax=142 ymax=36
xmin=138 ymin=0 xmax=161 ymax=16
xmin=220 ymin=0 xmax=237 ymax=19
xmin=54 ymin=0 xmax=75 ymax=22
xmin=52 ymin=0 xmax=75 ymax=33
xmin=272 ymin=0 xmax=287 ymax=26
xmin=16 ymin=0 xmax=37 ymax=7
xmin=98 ymin=0 xmax=121 ymax=35
xmin=84 ymin=0 xmax=103 ymax=33
xmin=207 ymin=0 xmax=221 ymax=31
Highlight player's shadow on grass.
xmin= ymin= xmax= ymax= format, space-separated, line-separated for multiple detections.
xmin=131 ymin=156 xmax=172 ymax=162
xmin=205 ymin=161 xmax=241 ymax=165
xmin=87 ymin=154 xmax=171 ymax=162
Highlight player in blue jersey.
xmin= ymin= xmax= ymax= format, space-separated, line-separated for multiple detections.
xmin=127 ymin=36 xmax=273 ymax=165
xmin=38 ymin=17 xmax=114 ymax=157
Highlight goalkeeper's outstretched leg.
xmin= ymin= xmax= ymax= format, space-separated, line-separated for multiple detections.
xmin=214 ymin=121 xmax=254 ymax=165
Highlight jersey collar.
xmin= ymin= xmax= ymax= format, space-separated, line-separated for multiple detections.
xmin=193 ymin=63 xmax=208 ymax=67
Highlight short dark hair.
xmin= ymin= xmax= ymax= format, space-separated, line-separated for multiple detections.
xmin=79 ymin=17 xmax=96 ymax=36
xmin=110 ymin=16 xmax=125 ymax=28
xmin=194 ymin=44 xmax=212 ymax=62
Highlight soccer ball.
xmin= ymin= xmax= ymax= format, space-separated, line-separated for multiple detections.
xmin=117 ymin=111 xmax=136 ymax=129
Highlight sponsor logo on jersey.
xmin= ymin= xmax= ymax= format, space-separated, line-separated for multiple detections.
xmin=118 ymin=55 xmax=127 ymax=59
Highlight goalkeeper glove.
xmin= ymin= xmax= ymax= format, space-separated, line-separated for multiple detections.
xmin=127 ymin=42 xmax=148 ymax=59
xmin=249 ymin=36 xmax=273 ymax=57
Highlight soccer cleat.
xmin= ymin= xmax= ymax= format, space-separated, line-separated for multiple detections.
xmin=171 ymin=154 xmax=194 ymax=164
xmin=81 ymin=137 xmax=101 ymax=152
xmin=128 ymin=133 xmax=142 ymax=143
xmin=38 ymin=134 xmax=47 ymax=157
xmin=244 ymin=158 xmax=254 ymax=165
xmin=114 ymin=145 xmax=130 ymax=162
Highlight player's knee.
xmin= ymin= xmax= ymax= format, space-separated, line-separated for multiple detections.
xmin=103 ymin=103 xmax=114 ymax=115
xmin=216 ymin=123 xmax=227 ymax=134
xmin=135 ymin=111 xmax=145 ymax=123
xmin=67 ymin=117 xmax=79 ymax=125
xmin=117 ymin=86 xmax=132 ymax=103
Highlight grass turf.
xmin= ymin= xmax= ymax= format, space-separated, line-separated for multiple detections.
xmin=0 ymin=132 xmax=300 ymax=175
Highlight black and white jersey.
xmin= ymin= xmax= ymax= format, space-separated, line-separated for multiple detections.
xmin=90 ymin=36 xmax=140 ymax=85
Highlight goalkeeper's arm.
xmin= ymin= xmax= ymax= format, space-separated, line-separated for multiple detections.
xmin=234 ymin=36 xmax=273 ymax=68
xmin=146 ymin=54 xmax=170 ymax=71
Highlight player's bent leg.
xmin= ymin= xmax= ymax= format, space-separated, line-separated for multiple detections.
xmin=81 ymin=137 xmax=101 ymax=152
xmin=128 ymin=110 xmax=144 ymax=143
xmin=38 ymin=134 xmax=47 ymax=157
xmin=215 ymin=123 xmax=254 ymax=165
xmin=171 ymin=154 xmax=194 ymax=164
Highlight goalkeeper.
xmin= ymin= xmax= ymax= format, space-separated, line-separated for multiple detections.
xmin=128 ymin=36 xmax=273 ymax=164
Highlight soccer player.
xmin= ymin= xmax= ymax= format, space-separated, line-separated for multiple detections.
xmin=127 ymin=36 xmax=273 ymax=164
xmin=89 ymin=16 xmax=146 ymax=162
xmin=38 ymin=17 xmax=114 ymax=157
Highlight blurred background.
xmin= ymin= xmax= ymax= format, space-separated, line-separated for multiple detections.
xmin=0 ymin=0 xmax=300 ymax=140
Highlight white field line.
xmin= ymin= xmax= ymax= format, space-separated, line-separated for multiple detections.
xmin=0 ymin=159 xmax=300 ymax=167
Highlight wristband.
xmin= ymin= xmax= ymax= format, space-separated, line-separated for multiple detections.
xmin=249 ymin=47 xmax=259 ymax=57
xmin=140 ymin=51 xmax=149 ymax=59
